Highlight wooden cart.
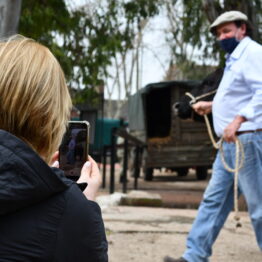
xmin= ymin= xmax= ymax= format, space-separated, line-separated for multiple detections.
xmin=128 ymin=80 xmax=216 ymax=181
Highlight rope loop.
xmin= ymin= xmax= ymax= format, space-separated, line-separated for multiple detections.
xmin=219 ymin=137 xmax=244 ymax=173
xmin=219 ymin=137 xmax=245 ymax=228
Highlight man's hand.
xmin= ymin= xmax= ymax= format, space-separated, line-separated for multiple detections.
xmin=77 ymin=156 xmax=102 ymax=201
xmin=223 ymin=115 xmax=246 ymax=143
xmin=192 ymin=101 xmax=213 ymax=115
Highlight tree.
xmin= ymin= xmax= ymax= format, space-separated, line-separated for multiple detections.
xmin=19 ymin=1 xmax=260 ymax=113
xmin=164 ymin=0 xmax=214 ymax=80
xmin=19 ymin=0 xmax=110 ymax=107
xmin=0 ymin=0 xmax=22 ymax=37
xmin=65 ymin=0 xmax=162 ymax=116
xmin=19 ymin=0 xmax=74 ymax=78
xmin=94 ymin=0 xmax=162 ymax=117
xmin=19 ymin=0 xmax=162 ymax=112
xmin=163 ymin=0 xmax=262 ymax=79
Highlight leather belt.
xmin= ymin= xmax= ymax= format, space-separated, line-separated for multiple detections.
xmin=236 ymin=128 xmax=262 ymax=135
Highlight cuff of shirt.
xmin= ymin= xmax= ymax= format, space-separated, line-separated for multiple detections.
xmin=238 ymin=107 xmax=254 ymax=121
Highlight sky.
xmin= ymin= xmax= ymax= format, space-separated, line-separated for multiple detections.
xmin=140 ymin=15 xmax=170 ymax=87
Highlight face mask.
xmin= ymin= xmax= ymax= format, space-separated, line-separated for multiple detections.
xmin=219 ymin=37 xmax=240 ymax=54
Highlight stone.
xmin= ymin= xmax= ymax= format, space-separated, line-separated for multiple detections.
xmin=120 ymin=190 xmax=162 ymax=207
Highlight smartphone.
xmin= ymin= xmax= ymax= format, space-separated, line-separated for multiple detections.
xmin=59 ymin=121 xmax=89 ymax=180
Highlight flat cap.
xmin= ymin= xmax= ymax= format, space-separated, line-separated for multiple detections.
xmin=209 ymin=11 xmax=248 ymax=32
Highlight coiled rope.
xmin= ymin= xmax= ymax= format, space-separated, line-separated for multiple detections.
xmin=185 ymin=92 xmax=245 ymax=228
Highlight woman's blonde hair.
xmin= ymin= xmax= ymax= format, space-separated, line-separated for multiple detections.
xmin=0 ymin=35 xmax=72 ymax=163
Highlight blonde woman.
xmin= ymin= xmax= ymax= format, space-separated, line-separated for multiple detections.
xmin=0 ymin=35 xmax=108 ymax=261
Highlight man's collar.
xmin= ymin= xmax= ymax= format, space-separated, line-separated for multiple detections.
xmin=229 ymin=36 xmax=251 ymax=59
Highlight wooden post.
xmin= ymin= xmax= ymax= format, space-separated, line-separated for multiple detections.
xmin=110 ymin=128 xmax=117 ymax=194
xmin=122 ymin=138 xmax=128 ymax=193
xmin=134 ymin=146 xmax=140 ymax=190
xmin=102 ymin=146 xmax=107 ymax=188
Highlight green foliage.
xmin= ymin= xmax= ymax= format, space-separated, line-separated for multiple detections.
xmin=19 ymin=0 xmax=73 ymax=77
xmin=124 ymin=0 xmax=161 ymax=20
xmin=65 ymin=0 xmax=162 ymax=101
xmin=19 ymin=0 xmax=162 ymax=106
xmin=71 ymin=87 xmax=101 ymax=106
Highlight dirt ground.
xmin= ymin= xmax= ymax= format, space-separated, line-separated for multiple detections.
xmin=103 ymin=206 xmax=262 ymax=262
xmin=98 ymin=166 xmax=260 ymax=261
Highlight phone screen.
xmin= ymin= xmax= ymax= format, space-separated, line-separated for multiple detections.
xmin=59 ymin=121 xmax=89 ymax=180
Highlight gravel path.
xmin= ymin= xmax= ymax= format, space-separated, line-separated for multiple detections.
xmin=103 ymin=206 xmax=262 ymax=262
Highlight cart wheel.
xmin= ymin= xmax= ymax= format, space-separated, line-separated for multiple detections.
xmin=196 ymin=166 xmax=208 ymax=180
xmin=144 ymin=168 xmax=153 ymax=181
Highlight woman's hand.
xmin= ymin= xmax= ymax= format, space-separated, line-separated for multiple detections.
xmin=50 ymin=152 xmax=101 ymax=200
xmin=77 ymin=156 xmax=102 ymax=201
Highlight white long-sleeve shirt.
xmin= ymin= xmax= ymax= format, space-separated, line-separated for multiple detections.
xmin=212 ymin=37 xmax=262 ymax=137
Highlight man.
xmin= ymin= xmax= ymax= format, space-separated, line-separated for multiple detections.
xmin=164 ymin=10 xmax=262 ymax=262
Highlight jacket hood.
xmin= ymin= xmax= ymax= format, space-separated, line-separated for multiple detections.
xmin=0 ymin=129 xmax=72 ymax=215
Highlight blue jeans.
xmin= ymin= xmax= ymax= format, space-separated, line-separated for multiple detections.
xmin=183 ymin=132 xmax=262 ymax=262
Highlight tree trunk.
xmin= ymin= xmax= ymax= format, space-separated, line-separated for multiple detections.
xmin=0 ymin=0 xmax=22 ymax=37
xmin=202 ymin=0 xmax=221 ymax=23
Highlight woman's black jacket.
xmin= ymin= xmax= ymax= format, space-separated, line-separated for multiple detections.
xmin=0 ymin=130 xmax=108 ymax=261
